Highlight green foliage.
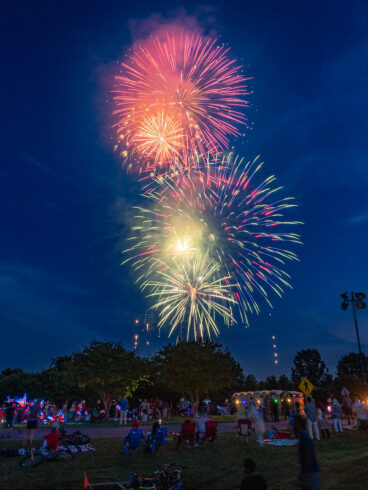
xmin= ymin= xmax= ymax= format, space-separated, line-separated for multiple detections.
xmin=154 ymin=340 xmax=239 ymax=409
xmin=264 ymin=375 xmax=278 ymax=389
xmin=244 ymin=374 xmax=258 ymax=391
xmin=124 ymin=375 xmax=152 ymax=398
xmin=72 ymin=340 xmax=146 ymax=415
xmin=291 ymin=348 xmax=332 ymax=400
xmin=278 ymin=374 xmax=294 ymax=390
xmin=337 ymin=352 xmax=368 ymax=377
xmin=291 ymin=349 xmax=332 ymax=386
xmin=0 ymin=369 xmax=41 ymax=400
xmin=330 ymin=374 xmax=366 ymax=400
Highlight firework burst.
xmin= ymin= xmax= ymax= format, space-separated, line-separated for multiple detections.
xmin=113 ymin=32 xmax=249 ymax=173
xmin=143 ymin=251 xmax=236 ymax=340
xmin=123 ymin=154 xmax=302 ymax=327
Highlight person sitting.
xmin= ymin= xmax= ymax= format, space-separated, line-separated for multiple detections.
xmin=43 ymin=427 xmax=61 ymax=451
xmin=123 ymin=419 xmax=142 ymax=446
xmin=268 ymin=425 xmax=277 ymax=439
xmin=123 ymin=426 xmax=144 ymax=455
xmin=241 ymin=458 xmax=267 ymax=490
xmin=144 ymin=420 xmax=160 ymax=452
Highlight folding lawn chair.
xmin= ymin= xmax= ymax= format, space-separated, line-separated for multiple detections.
xmin=177 ymin=422 xmax=195 ymax=450
xmin=151 ymin=427 xmax=168 ymax=455
xmin=236 ymin=418 xmax=254 ymax=444
xmin=123 ymin=428 xmax=143 ymax=456
xmin=203 ymin=420 xmax=218 ymax=444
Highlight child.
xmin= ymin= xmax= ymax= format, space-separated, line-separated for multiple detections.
xmin=268 ymin=425 xmax=277 ymax=439
xmin=241 ymin=458 xmax=267 ymax=490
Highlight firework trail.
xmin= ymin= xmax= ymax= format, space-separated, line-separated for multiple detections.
xmin=113 ymin=32 xmax=249 ymax=174
xmin=123 ymin=154 xmax=302 ymax=327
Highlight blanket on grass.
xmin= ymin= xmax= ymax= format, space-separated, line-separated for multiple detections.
xmin=257 ymin=438 xmax=298 ymax=446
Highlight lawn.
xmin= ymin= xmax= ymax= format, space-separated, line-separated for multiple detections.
xmin=1 ymin=431 xmax=368 ymax=489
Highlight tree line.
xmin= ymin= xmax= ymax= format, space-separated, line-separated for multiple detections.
xmin=0 ymin=340 xmax=367 ymax=416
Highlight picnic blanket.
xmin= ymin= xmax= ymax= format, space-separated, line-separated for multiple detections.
xmin=257 ymin=438 xmax=298 ymax=447
xmin=17 ymin=443 xmax=96 ymax=455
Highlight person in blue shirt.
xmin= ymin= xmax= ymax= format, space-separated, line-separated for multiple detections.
xmin=294 ymin=415 xmax=321 ymax=490
xmin=120 ymin=396 xmax=129 ymax=425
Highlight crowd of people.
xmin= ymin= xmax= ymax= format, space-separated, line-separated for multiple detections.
xmin=2 ymin=391 xmax=368 ymax=489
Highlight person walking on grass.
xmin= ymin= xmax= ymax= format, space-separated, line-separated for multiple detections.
xmin=294 ymin=415 xmax=321 ymax=490
xmin=305 ymin=397 xmax=320 ymax=441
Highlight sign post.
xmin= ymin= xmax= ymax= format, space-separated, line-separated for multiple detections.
xmin=299 ymin=377 xmax=314 ymax=397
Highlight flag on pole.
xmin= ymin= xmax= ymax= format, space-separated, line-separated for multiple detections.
xmin=83 ymin=472 xmax=90 ymax=489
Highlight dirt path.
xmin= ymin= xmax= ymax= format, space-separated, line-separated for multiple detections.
xmin=4 ymin=420 xmax=291 ymax=441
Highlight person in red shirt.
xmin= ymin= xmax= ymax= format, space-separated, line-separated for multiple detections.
xmin=43 ymin=427 xmax=62 ymax=451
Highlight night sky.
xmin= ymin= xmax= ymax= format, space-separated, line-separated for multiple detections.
xmin=1 ymin=0 xmax=368 ymax=379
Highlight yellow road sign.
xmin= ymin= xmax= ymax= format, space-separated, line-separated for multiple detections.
xmin=299 ymin=377 xmax=314 ymax=397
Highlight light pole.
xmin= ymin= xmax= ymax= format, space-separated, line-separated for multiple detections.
xmin=341 ymin=292 xmax=366 ymax=382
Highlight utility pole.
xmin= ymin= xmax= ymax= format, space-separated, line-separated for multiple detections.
xmin=341 ymin=292 xmax=366 ymax=383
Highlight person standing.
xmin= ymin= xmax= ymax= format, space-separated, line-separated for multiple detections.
xmin=316 ymin=401 xmax=330 ymax=440
xmin=120 ymin=396 xmax=129 ymax=425
xmin=305 ymin=397 xmax=320 ymax=441
xmin=141 ymin=399 xmax=148 ymax=423
xmin=353 ymin=397 xmax=368 ymax=431
xmin=332 ymin=398 xmax=343 ymax=433
xmin=23 ymin=400 xmax=40 ymax=447
xmin=342 ymin=394 xmax=353 ymax=426
xmin=162 ymin=401 xmax=168 ymax=419
xmin=294 ymin=415 xmax=321 ymax=490
xmin=1 ymin=403 xmax=16 ymax=439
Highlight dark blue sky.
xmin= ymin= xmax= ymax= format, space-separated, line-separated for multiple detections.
xmin=1 ymin=0 xmax=368 ymax=379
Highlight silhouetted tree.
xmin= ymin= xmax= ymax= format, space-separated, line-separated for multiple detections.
xmin=72 ymin=340 xmax=146 ymax=416
xmin=291 ymin=349 xmax=332 ymax=400
xmin=265 ymin=375 xmax=278 ymax=389
xmin=278 ymin=374 xmax=294 ymax=391
xmin=154 ymin=340 xmax=238 ymax=410
xmin=291 ymin=349 xmax=331 ymax=386
xmin=244 ymin=374 xmax=258 ymax=391
xmin=337 ymin=352 xmax=368 ymax=377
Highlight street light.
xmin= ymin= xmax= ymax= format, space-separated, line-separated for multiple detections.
xmin=340 ymin=292 xmax=366 ymax=381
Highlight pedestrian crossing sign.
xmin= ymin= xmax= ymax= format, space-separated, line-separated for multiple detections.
xmin=299 ymin=377 xmax=314 ymax=397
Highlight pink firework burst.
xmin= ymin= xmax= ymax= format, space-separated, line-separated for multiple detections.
xmin=113 ymin=31 xmax=250 ymax=174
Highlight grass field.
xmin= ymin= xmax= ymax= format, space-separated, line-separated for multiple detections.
xmin=1 ymin=431 xmax=368 ymax=489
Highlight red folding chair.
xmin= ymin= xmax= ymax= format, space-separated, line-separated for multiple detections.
xmin=176 ymin=421 xmax=195 ymax=449
xmin=203 ymin=420 xmax=218 ymax=446
xmin=236 ymin=418 xmax=254 ymax=444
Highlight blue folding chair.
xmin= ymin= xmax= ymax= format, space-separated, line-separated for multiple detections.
xmin=151 ymin=427 xmax=168 ymax=455
xmin=123 ymin=429 xmax=143 ymax=456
